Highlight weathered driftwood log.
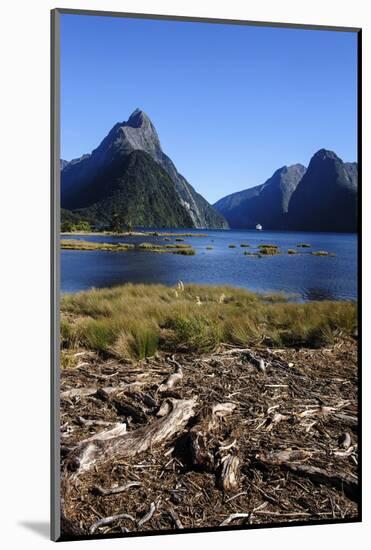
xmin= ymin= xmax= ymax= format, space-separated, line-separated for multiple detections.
xmin=89 ymin=512 xmax=135 ymax=535
xmin=137 ymin=502 xmax=156 ymax=527
xmin=217 ymin=454 xmax=240 ymax=492
xmin=256 ymin=449 xmax=359 ymax=501
xmin=158 ymin=358 xmax=183 ymax=392
xmin=65 ymin=397 xmax=197 ymax=476
xmin=187 ymin=402 xmax=240 ymax=491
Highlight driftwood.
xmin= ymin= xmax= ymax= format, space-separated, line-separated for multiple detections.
xmin=220 ymin=512 xmax=250 ymax=526
xmin=168 ymin=508 xmax=184 ymax=529
xmin=112 ymin=398 xmax=148 ymax=424
xmin=187 ymin=402 xmax=240 ymax=492
xmin=138 ymin=502 xmax=156 ymax=527
xmin=158 ymin=357 xmax=183 ymax=392
xmin=217 ymin=454 xmax=240 ymax=492
xmin=93 ymin=481 xmax=142 ymax=496
xmin=89 ymin=513 xmax=135 ymax=534
xmin=65 ymin=397 xmax=197 ymax=476
xmin=61 ymin=381 xmax=144 ymax=400
xmin=188 ymin=429 xmax=215 ymax=471
xmin=339 ymin=432 xmax=352 ymax=449
xmin=256 ymin=449 xmax=359 ymax=501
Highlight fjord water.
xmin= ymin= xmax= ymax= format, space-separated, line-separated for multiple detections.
xmin=61 ymin=230 xmax=357 ymax=301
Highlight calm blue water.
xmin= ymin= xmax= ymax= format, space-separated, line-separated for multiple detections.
xmin=61 ymin=230 xmax=357 ymax=301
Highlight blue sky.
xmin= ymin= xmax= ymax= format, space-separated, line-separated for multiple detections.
xmin=60 ymin=14 xmax=358 ymax=204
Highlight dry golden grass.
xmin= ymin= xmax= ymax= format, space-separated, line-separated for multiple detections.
xmin=61 ymin=283 xmax=357 ymax=360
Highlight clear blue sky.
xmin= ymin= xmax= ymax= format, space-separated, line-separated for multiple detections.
xmin=60 ymin=14 xmax=358 ymax=203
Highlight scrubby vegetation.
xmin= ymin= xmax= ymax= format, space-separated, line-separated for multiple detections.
xmin=297 ymin=243 xmax=311 ymax=248
xmin=61 ymin=283 xmax=357 ymax=361
xmin=287 ymin=249 xmax=297 ymax=254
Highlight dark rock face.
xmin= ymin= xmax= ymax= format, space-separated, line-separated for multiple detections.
xmin=215 ymin=150 xmax=358 ymax=233
xmin=61 ymin=109 xmax=228 ymax=229
xmin=288 ymin=149 xmax=358 ymax=232
xmin=64 ymin=150 xmax=194 ymax=228
xmin=214 ymin=164 xmax=306 ymax=229
xmin=60 ymin=159 xmax=69 ymax=171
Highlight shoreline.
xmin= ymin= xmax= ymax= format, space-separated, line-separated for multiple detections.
xmin=61 ymin=230 xmax=209 ymax=237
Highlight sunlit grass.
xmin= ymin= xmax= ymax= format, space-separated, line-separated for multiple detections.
xmin=61 ymin=283 xmax=357 ymax=360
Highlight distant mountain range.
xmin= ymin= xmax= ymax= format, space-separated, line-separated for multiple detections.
xmin=61 ymin=109 xmax=228 ymax=229
xmin=61 ymin=109 xmax=358 ymax=233
xmin=214 ymin=149 xmax=358 ymax=232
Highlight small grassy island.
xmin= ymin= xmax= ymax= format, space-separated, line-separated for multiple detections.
xmin=61 ymin=239 xmax=196 ymax=255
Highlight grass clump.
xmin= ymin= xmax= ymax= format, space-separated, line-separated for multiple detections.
xmin=240 ymin=243 xmax=250 ymax=247
xmin=175 ymin=238 xmax=184 ymax=242
xmin=259 ymin=247 xmax=280 ymax=255
xmin=206 ymin=246 xmax=213 ymax=250
xmin=287 ymin=249 xmax=297 ymax=255
xmin=297 ymin=243 xmax=311 ymax=248
xmin=228 ymin=244 xmax=236 ymax=248
xmin=61 ymin=283 xmax=357 ymax=360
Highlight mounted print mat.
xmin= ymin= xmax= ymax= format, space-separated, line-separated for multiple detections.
xmin=51 ymin=8 xmax=361 ymax=542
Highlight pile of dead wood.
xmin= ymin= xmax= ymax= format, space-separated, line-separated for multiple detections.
xmin=60 ymin=340 xmax=359 ymax=536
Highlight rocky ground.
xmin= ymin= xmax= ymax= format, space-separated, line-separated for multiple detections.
xmin=60 ymin=337 xmax=359 ymax=538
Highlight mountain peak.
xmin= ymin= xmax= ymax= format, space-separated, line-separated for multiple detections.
xmin=312 ymin=149 xmax=341 ymax=163
xmin=127 ymin=108 xmax=151 ymax=128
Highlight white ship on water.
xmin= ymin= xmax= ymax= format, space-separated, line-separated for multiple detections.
xmin=255 ymin=223 xmax=263 ymax=231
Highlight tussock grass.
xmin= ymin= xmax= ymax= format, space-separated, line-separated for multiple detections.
xmin=61 ymin=283 xmax=357 ymax=360
xmin=240 ymin=243 xmax=250 ymax=247
xmin=287 ymin=249 xmax=297 ymax=255
xmin=297 ymin=243 xmax=311 ymax=248
xmin=228 ymin=244 xmax=236 ymax=248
